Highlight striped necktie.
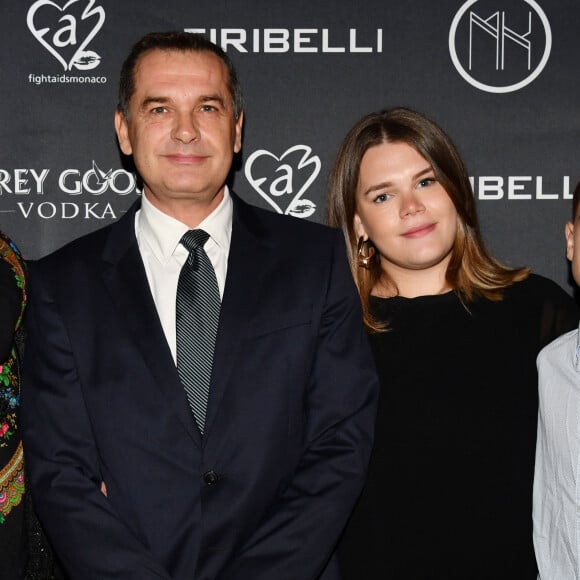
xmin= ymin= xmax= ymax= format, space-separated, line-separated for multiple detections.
xmin=175 ymin=229 xmax=221 ymax=433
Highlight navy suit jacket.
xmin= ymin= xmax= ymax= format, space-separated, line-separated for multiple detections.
xmin=21 ymin=194 xmax=378 ymax=580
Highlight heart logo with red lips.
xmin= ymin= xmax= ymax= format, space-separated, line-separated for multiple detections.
xmin=27 ymin=0 xmax=105 ymax=71
xmin=244 ymin=145 xmax=319 ymax=219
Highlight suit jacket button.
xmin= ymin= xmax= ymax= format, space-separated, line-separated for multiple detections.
xmin=203 ymin=470 xmax=219 ymax=486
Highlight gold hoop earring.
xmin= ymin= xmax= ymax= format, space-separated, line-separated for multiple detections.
xmin=357 ymin=236 xmax=375 ymax=269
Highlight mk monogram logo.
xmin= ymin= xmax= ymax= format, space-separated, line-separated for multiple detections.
xmin=449 ymin=0 xmax=551 ymax=93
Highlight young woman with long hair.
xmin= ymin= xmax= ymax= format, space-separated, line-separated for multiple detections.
xmin=328 ymin=107 xmax=578 ymax=578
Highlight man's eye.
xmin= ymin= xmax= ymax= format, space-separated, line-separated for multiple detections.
xmin=200 ymin=104 xmax=217 ymax=112
xmin=151 ymin=106 xmax=167 ymax=114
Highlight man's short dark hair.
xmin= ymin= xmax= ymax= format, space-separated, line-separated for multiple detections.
xmin=117 ymin=31 xmax=243 ymax=121
xmin=573 ymin=180 xmax=580 ymax=219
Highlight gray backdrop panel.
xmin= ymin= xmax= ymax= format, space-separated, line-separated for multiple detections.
xmin=1 ymin=0 xmax=578 ymax=293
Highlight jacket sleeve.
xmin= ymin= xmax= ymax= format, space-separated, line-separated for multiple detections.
xmin=20 ymin=263 xmax=172 ymax=580
xmin=220 ymin=233 xmax=379 ymax=580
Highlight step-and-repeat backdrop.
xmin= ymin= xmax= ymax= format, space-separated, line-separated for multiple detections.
xmin=1 ymin=0 xmax=578 ymax=292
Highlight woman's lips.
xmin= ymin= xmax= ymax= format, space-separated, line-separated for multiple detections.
xmin=402 ymin=223 xmax=436 ymax=238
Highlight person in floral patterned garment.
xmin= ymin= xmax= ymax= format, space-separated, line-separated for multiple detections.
xmin=0 ymin=232 xmax=65 ymax=580
xmin=0 ymin=230 xmax=27 ymax=579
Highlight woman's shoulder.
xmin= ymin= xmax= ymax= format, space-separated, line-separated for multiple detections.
xmin=505 ymin=273 xmax=572 ymax=302
xmin=506 ymin=273 xmax=579 ymax=346
xmin=0 ymin=233 xmax=26 ymax=344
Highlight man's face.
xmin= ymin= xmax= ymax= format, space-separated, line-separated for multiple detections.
xmin=565 ymin=209 xmax=580 ymax=285
xmin=115 ymin=49 xmax=243 ymax=212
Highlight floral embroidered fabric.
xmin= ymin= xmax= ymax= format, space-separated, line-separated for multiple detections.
xmin=0 ymin=231 xmax=27 ymax=525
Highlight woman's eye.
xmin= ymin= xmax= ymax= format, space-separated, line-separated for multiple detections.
xmin=418 ymin=178 xmax=435 ymax=188
xmin=374 ymin=193 xmax=390 ymax=204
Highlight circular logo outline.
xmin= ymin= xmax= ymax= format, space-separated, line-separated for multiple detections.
xmin=448 ymin=0 xmax=552 ymax=93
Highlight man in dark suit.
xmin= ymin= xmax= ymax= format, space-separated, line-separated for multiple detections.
xmin=21 ymin=32 xmax=378 ymax=580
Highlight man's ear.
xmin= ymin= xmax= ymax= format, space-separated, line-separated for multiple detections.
xmin=114 ymin=110 xmax=133 ymax=156
xmin=233 ymin=111 xmax=244 ymax=154
xmin=353 ymin=213 xmax=368 ymax=241
xmin=565 ymin=221 xmax=575 ymax=262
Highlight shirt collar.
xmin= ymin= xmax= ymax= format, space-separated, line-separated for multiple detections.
xmin=138 ymin=187 xmax=233 ymax=261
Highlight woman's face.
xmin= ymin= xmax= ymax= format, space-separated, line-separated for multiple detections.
xmin=354 ymin=140 xmax=458 ymax=283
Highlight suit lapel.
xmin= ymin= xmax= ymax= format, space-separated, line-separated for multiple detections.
xmin=203 ymin=195 xmax=270 ymax=440
xmin=101 ymin=202 xmax=202 ymax=447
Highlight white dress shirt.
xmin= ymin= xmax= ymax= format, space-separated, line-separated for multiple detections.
xmin=134 ymin=188 xmax=232 ymax=362
xmin=534 ymin=323 xmax=580 ymax=579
